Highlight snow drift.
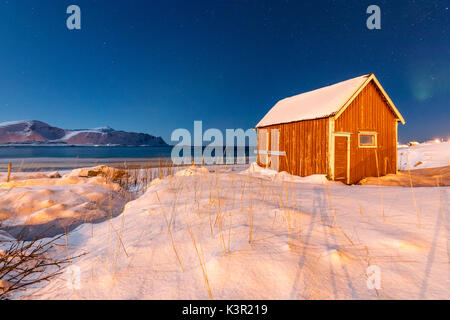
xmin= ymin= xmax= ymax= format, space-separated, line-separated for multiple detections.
xmin=0 ymin=172 xmax=127 ymax=240
xmin=0 ymin=141 xmax=448 ymax=299
xmin=15 ymin=164 xmax=449 ymax=299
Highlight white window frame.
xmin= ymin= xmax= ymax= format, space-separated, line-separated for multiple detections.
xmin=257 ymin=128 xmax=286 ymax=169
xmin=358 ymin=131 xmax=378 ymax=148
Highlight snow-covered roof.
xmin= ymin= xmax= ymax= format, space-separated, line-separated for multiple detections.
xmin=256 ymin=74 xmax=404 ymax=128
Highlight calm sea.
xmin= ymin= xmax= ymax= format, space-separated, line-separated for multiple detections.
xmin=0 ymin=146 xmax=255 ymax=171
xmin=0 ymin=145 xmax=174 ymax=159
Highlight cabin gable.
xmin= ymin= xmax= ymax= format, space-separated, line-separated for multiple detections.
xmin=333 ymin=80 xmax=398 ymax=183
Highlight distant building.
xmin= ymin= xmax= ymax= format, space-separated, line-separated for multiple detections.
xmin=255 ymin=73 xmax=405 ymax=184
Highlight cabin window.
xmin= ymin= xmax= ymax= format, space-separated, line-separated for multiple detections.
xmin=358 ymin=132 xmax=377 ymax=148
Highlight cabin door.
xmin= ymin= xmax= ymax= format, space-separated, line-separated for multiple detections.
xmin=334 ymin=135 xmax=350 ymax=183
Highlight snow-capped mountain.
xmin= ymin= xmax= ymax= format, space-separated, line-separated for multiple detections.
xmin=0 ymin=120 xmax=167 ymax=146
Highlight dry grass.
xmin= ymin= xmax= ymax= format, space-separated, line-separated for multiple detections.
xmin=0 ymin=235 xmax=84 ymax=299
xmin=374 ymin=149 xmax=386 ymax=222
xmin=4 ymin=157 xmax=439 ymax=299
xmin=87 ymin=161 xmax=443 ymax=299
xmin=406 ymin=156 xmax=421 ymax=229
xmin=6 ymin=163 xmax=11 ymax=183
xmin=2 ymin=159 xmax=242 ymax=299
xmin=186 ymin=219 xmax=213 ymax=300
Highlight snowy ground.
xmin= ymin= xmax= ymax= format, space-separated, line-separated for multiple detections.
xmin=0 ymin=142 xmax=448 ymax=299
xmin=0 ymin=172 xmax=127 ymax=240
xmin=398 ymin=140 xmax=450 ymax=170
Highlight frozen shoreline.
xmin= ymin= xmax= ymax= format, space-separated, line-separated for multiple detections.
xmin=0 ymin=157 xmax=174 ymax=172
xmin=0 ymin=157 xmax=254 ymax=172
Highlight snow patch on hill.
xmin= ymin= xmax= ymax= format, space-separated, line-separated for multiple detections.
xmin=0 ymin=120 xmax=34 ymax=128
xmin=398 ymin=141 xmax=450 ymax=170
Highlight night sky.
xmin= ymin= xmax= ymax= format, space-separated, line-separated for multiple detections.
xmin=0 ymin=0 xmax=448 ymax=143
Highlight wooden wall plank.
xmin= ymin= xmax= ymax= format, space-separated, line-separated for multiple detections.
xmin=334 ymin=81 xmax=397 ymax=183
xmin=257 ymin=117 xmax=328 ymax=176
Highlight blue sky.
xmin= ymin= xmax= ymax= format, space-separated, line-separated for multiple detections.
xmin=0 ymin=0 xmax=448 ymax=143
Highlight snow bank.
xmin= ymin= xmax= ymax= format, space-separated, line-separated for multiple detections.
xmin=0 ymin=169 xmax=126 ymax=240
xmin=242 ymin=162 xmax=328 ymax=184
xmin=359 ymin=165 xmax=450 ymax=187
xmin=398 ymin=141 xmax=450 ymax=170
xmin=175 ymin=166 xmax=210 ymax=176
xmin=25 ymin=165 xmax=448 ymax=299
xmin=0 ymin=171 xmax=61 ymax=182
xmin=2 ymin=140 xmax=449 ymax=299
xmin=0 ymin=230 xmax=14 ymax=241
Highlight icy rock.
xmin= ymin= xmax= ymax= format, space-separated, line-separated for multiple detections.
xmin=48 ymin=171 xmax=61 ymax=179
xmin=69 ymin=165 xmax=128 ymax=182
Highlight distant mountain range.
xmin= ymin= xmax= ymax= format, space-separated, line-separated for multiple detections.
xmin=0 ymin=120 xmax=167 ymax=146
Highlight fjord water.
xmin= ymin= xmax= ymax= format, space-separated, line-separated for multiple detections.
xmin=0 ymin=146 xmax=255 ymax=171
xmin=0 ymin=146 xmax=174 ymax=159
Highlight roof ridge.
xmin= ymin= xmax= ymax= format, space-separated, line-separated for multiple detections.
xmin=256 ymin=74 xmax=372 ymax=128
xmin=281 ymin=74 xmax=371 ymax=102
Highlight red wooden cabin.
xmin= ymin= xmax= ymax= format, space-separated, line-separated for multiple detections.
xmin=255 ymin=74 xmax=405 ymax=184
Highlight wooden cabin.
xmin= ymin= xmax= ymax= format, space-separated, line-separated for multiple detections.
xmin=255 ymin=73 xmax=405 ymax=184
